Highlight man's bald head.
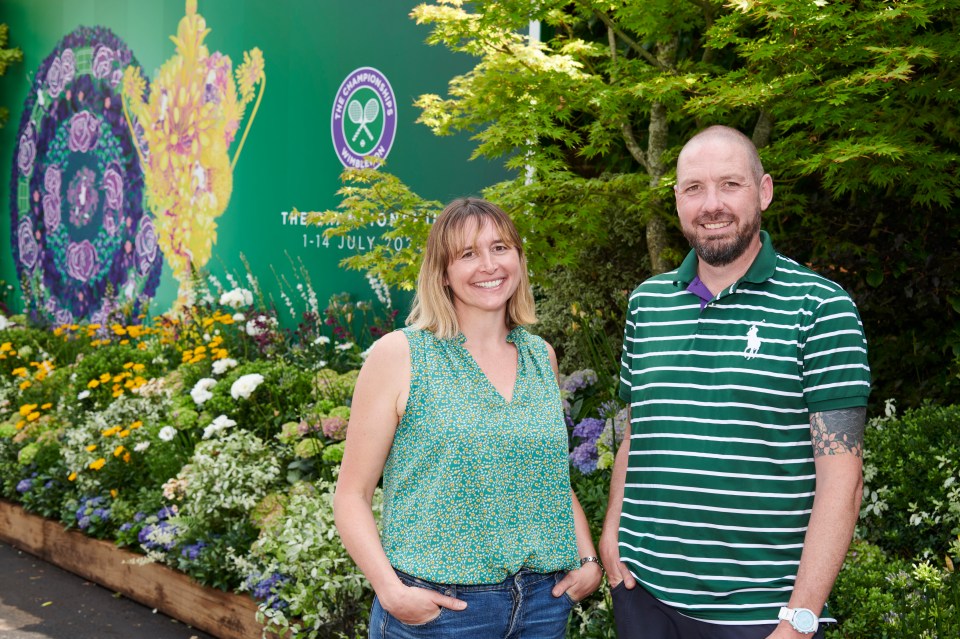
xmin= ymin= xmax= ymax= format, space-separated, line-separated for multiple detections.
xmin=677 ymin=126 xmax=765 ymax=184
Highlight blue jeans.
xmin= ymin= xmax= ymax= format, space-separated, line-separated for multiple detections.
xmin=369 ymin=569 xmax=575 ymax=639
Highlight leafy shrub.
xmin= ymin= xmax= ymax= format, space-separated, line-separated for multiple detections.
xmin=245 ymin=480 xmax=378 ymax=639
xmin=860 ymin=402 xmax=960 ymax=559
xmin=828 ymin=541 xmax=959 ymax=639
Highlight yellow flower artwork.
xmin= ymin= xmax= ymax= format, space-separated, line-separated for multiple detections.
xmin=121 ymin=0 xmax=265 ymax=306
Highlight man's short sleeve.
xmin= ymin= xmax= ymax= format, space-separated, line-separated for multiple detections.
xmin=802 ymin=292 xmax=871 ymax=413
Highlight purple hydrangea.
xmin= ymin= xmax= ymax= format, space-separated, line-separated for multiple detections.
xmin=16 ymin=478 xmax=33 ymax=494
xmin=569 ymin=441 xmax=599 ymax=474
xmin=572 ymin=417 xmax=605 ymax=442
xmin=560 ymin=369 xmax=598 ymax=394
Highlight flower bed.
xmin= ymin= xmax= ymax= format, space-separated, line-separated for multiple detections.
xmin=0 ymin=270 xmax=394 ymax=639
xmin=0 ymin=498 xmax=265 ymax=639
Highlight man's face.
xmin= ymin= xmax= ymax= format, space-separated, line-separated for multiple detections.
xmin=674 ymin=137 xmax=772 ymax=267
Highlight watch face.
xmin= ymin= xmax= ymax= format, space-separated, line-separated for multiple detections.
xmin=794 ymin=609 xmax=817 ymax=632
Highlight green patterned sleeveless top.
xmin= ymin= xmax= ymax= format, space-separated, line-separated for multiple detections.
xmin=379 ymin=326 xmax=579 ymax=585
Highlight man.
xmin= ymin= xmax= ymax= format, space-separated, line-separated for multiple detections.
xmin=599 ymin=126 xmax=870 ymax=639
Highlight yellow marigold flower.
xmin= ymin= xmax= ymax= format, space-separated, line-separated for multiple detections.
xmin=112 ymin=389 xmax=123 ymax=398
xmin=99 ymin=373 xmax=111 ymax=383
xmin=111 ymin=324 xmax=127 ymax=336
xmin=190 ymin=354 xmax=206 ymax=364
xmin=123 ymin=452 xmax=132 ymax=463
xmin=113 ymin=445 xmax=125 ymax=457
xmin=127 ymin=326 xmax=143 ymax=339
xmin=68 ymin=472 xmax=77 ymax=482
xmin=137 ymin=342 xmax=148 ymax=351
xmin=0 ymin=342 xmax=11 ymax=352
xmin=88 ymin=323 xmax=101 ymax=330
xmin=202 ymin=317 xmax=215 ymax=328
xmin=19 ymin=404 xmax=38 ymax=416
xmin=120 ymin=339 xmax=130 ymax=345
xmin=27 ymin=411 xmax=40 ymax=422
xmin=219 ymin=315 xmax=234 ymax=325
xmin=113 ymin=374 xmax=127 ymax=383
xmin=86 ymin=444 xmax=98 ymax=452
xmin=123 ymin=362 xmax=135 ymax=369
xmin=89 ymin=458 xmax=107 ymax=471
xmin=15 ymin=420 xmax=25 ymax=430
xmin=133 ymin=363 xmax=145 ymax=372
xmin=119 ymin=429 xmax=130 ymax=438
xmin=19 ymin=380 xmax=31 ymax=390
xmin=102 ymin=426 xmax=122 ymax=437
xmin=88 ymin=379 xmax=100 ymax=389
xmin=110 ymin=489 xmax=118 ymax=498
xmin=12 ymin=367 xmax=27 ymax=377
xmin=53 ymin=327 xmax=65 ymax=336
xmin=130 ymin=421 xmax=143 ymax=429
xmin=41 ymin=403 xmax=52 ymax=410
xmin=194 ymin=345 xmax=207 ymax=353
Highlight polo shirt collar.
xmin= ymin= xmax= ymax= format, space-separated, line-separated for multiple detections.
xmin=674 ymin=230 xmax=777 ymax=288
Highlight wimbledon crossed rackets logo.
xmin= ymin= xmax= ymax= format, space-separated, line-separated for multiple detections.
xmin=331 ymin=67 xmax=397 ymax=169
xmin=349 ymin=98 xmax=379 ymax=143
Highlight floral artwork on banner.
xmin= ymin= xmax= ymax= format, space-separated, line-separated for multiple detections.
xmin=121 ymin=0 xmax=266 ymax=307
xmin=9 ymin=27 xmax=162 ymax=326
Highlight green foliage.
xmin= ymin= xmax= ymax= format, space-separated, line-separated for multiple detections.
xmin=0 ymin=23 xmax=23 ymax=128
xmin=246 ymin=481 xmax=377 ymax=639
xmin=310 ymin=0 xmax=960 ymax=408
xmin=828 ymin=541 xmax=960 ymax=639
xmin=859 ymin=402 xmax=960 ymax=559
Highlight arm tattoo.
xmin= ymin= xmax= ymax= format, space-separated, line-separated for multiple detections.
xmin=810 ymin=407 xmax=866 ymax=458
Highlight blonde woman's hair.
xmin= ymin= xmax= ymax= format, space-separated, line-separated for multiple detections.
xmin=406 ymin=198 xmax=536 ymax=339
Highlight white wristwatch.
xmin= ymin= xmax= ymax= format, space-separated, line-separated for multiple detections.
xmin=778 ymin=606 xmax=819 ymax=634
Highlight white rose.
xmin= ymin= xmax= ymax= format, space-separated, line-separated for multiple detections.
xmin=0 ymin=315 xmax=11 ymax=331
xmin=212 ymin=358 xmax=238 ymax=375
xmin=158 ymin=426 xmax=177 ymax=441
xmin=230 ymin=373 xmax=264 ymax=400
xmin=134 ymin=441 xmax=150 ymax=452
xmin=314 ymin=336 xmax=331 ymax=345
xmin=190 ymin=377 xmax=217 ymax=406
xmin=77 ymin=390 xmax=91 ymax=400
xmin=202 ymin=414 xmax=237 ymax=439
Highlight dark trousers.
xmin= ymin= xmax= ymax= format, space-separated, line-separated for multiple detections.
xmin=611 ymin=582 xmax=827 ymax=639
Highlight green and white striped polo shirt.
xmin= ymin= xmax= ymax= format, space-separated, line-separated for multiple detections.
xmin=617 ymin=231 xmax=871 ymax=624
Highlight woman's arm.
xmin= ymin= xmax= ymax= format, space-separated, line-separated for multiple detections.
xmin=545 ymin=342 xmax=604 ymax=601
xmin=333 ymin=331 xmax=465 ymax=623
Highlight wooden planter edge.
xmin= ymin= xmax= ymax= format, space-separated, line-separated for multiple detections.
xmin=0 ymin=499 xmax=267 ymax=639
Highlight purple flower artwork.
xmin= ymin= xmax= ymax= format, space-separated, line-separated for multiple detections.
xmin=8 ymin=26 xmax=162 ymax=325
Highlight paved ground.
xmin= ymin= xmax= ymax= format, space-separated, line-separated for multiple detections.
xmin=0 ymin=541 xmax=216 ymax=638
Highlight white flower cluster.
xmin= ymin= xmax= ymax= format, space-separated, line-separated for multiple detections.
xmin=219 ymin=287 xmax=253 ymax=309
xmin=190 ymin=378 xmax=217 ymax=406
xmin=203 ymin=414 xmax=236 ymax=439
xmin=245 ymin=314 xmax=277 ymax=337
xmin=158 ymin=425 xmax=177 ymax=441
xmin=212 ymin=358 xmax=238 ymax=375
xmin=230 ymin=373 xmax=264 ymax=400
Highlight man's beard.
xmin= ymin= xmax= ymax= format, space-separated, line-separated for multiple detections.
xmin=683 ymin=209 xmax=761 ymax=267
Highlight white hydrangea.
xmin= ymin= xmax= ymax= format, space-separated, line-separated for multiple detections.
xmin=190 ymin=378 xmax=217 ymax=406
xmin=231 ymin=373 xmax=264 ymax=400
xmin=219 ymin=287 xmax=253 ymax=309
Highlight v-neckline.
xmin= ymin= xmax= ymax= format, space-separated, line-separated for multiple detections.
xmin=456 ymin=330 xmax=521 ymax=404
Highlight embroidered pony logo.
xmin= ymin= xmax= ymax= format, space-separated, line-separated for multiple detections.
xmin=744 ymin=322 xmax=763 ymax=359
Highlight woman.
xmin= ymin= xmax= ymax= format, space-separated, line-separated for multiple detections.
xmin=334 ymin=198 xmax=602 ymax=639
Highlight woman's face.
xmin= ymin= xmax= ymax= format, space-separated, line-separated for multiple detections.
xmin=444 ymin=218 xmax=521 ymax=318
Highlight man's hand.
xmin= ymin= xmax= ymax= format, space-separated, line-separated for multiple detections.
xmin=599 ymin=527 xmax=636 ymax=590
